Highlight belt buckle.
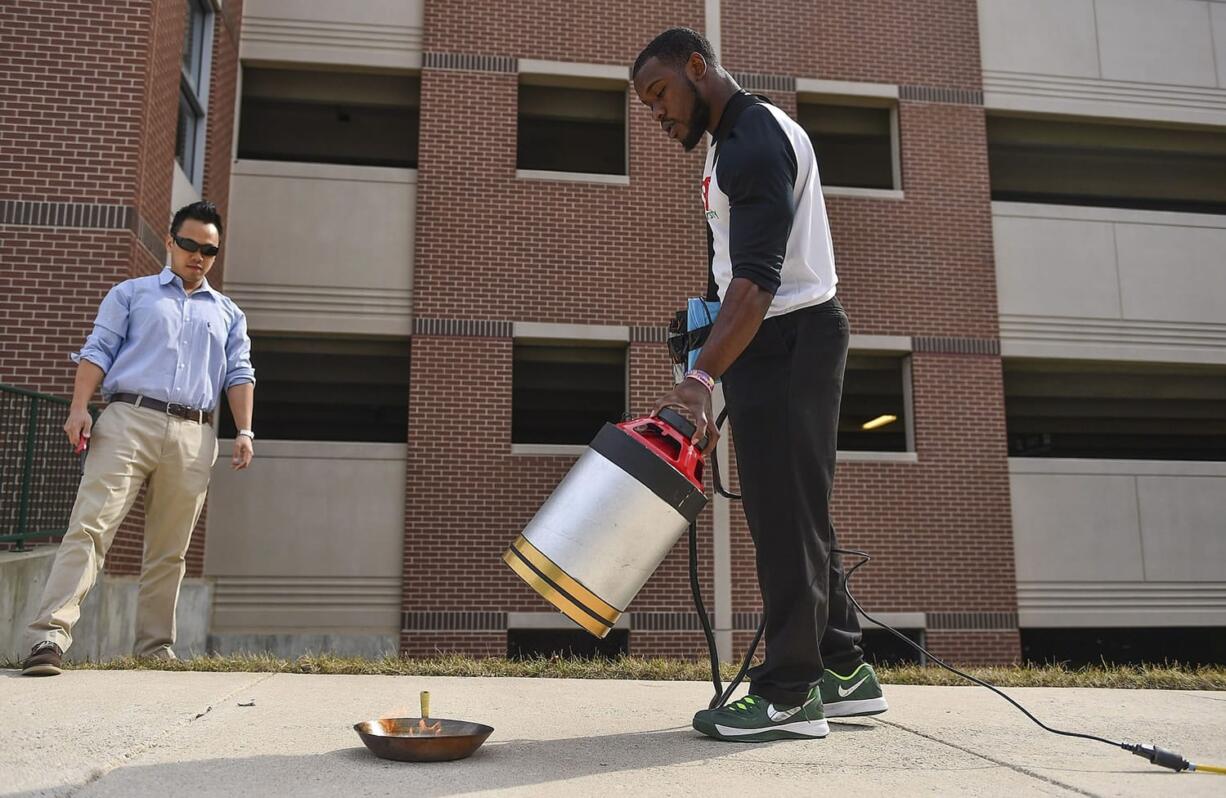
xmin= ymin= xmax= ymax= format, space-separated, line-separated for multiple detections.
xmin=165 ymin=402 xmax=191 ymax=421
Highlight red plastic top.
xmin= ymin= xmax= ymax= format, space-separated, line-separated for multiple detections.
xmin=615 ymin=413 xmax=705 ymax=490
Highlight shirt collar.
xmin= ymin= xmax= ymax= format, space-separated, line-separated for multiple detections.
xmin=712 ymin=90 xmax=759 ymax=145
xmin=160 ymin=266 xmax=215 ymax=297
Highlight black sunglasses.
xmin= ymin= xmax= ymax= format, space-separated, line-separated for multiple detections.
xmin=172 ymin=235 xmax=220 ymax=257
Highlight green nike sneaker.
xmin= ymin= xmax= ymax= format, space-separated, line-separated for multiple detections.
xmin=692 ymin=689 xmax=829 ymax=742
xmin=819 ymin=662 xmax=888 ymax=718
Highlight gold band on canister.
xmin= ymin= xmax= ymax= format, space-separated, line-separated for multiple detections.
xmin=502 ymin=535 xmax=622 ymax=638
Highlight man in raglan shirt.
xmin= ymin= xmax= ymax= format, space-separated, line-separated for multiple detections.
xmin=632 ymin=28 xmax=889 ymax=741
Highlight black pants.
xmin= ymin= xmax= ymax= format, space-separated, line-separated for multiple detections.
xmin=721 ymin=296 xmax=864 ymax=706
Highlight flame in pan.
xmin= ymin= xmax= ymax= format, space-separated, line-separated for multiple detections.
xmin=376 ymin=717 xmax=444 ymax=736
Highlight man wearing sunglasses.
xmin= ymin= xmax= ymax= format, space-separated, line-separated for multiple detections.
xmin=21 ymin=201 xmax=256 ymax=676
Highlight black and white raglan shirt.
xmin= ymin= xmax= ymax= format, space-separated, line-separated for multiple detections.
xmin=703 ymin=91 xmax=837 ymax=318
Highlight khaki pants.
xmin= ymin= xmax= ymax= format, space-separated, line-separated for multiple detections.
xmin=25 ymin=401 xmax=218 ymax=658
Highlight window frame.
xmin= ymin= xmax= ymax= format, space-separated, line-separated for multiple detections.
xmin=178 ymin=0 xmax=215 ymax=189
xmin=234 ymin=65 xmax=422 ymax=169
xmin=795 ymin=79 xmax=903 ymax=199
xmin=510 ymin=324 xmax=631 ymax=454
xmin=985 ymin=111 xmax=1226 ymax=215
xmin=837 ymin=336 xmax=917 ymax=462
xmin=216 ymin=334 xmax=411 ymax=444
xmin=515 ymin=66 xmax=631 ymax=184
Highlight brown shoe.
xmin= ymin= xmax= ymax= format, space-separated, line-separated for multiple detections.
xmin=22 ymin=641 xmax=63 ymax=676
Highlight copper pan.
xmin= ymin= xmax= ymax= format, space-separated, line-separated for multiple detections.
xmin=354 ymin=691 xmax=493 ymax=762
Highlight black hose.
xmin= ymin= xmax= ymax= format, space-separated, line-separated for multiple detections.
xmin=692 ymin=407 xmax=759 ymax=709
xmin=687 ymin=518 xmax=723 ymax=704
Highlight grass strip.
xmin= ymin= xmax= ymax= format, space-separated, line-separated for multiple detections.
xmin=5 ymin=653 xmax=1223 ymax=690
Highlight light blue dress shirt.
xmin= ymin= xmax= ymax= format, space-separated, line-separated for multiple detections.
xmin=72 ymin=268 xmax=255 ymax=412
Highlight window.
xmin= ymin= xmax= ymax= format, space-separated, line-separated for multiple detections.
xmin=512 ymin=342 xmax=627 ymax=445
xmin=217 ymin=337 xmax=410 ymax=443
xmin=987 ymin=115 xmax=1226 ymax=214
xmin=838 ymin=354 xmax=912 ymax=452
xmin=1023 ymin=627 xmax=1226 ymax=667
xmin=507 ymin=629 xmax=629 ymax=660
xmin=1003 ymin=360 xmax=1226 ymax=460
xmin=798 ymin=101 xmax=897 ymax=190
xmin=860 ymin=628 xmax=923 ymax=666
xmin=517 ymin=83 xmax=626 ymax=175
xmin=176 ymin=0 xmax=213 ymax=186
xmin=238 ymin=68 xmax=420 ymax=168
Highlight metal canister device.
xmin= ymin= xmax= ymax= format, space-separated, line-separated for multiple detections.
xmin=503 ymin=408 xmax=707 ymax=637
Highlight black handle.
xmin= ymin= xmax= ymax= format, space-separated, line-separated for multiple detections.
xmin=656 ymin=407 xmax=697 ymax=441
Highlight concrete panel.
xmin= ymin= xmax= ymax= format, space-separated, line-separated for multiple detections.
xmin=1114 ymin=223 xmax=1226 ymax=324
xmin=2 ymin=548 xmax=210 ymax=663
xmin=993 ymin=215 xmax=1121 ymax=319
xmin=170 ymin=163 xmax=200 ymax=222
xmin=1215 ymin=3 xmax=1226 ymax=87
xmin=71 ymin=577 xmax=212 ymax=662
xmin=241 ymin=0 xmax=423 ymax=70
xmin=210 ymin=576 xmax=401 ymax=632
xmin=207 ymin=632 xmax=398 ymax=658
xmin=995 ymin=205 xmax=1226 ymax=363
xmin=1137 ymin=475 xmax=1226 ymax=581
xmin=204 ymin=442 xmax=406 ymax=577
xmin=1009 ymin=473 xmax=1144 ymax=582
xmin=204 ymin=442 xmax=405 ymax=639
xmin=978 ymin=0 xmax=1100 ymax=77
xmin=1011 ymin=460 xmax=1226 ymax=626
xmin=1096 ymin=0 xmax=1219 ymax=87
xmin=224 ymin=161 xmax=414 ymax=335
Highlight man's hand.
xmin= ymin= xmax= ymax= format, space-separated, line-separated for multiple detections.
xmin=64 ymin=407 xmax=92 ymax=449
xmin=231 ymin=436 xmax=254 ymax=470
xmin=652 ymin=378 xmax=718 ymax=453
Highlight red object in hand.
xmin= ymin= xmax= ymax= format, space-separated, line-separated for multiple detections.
xmin=74 ymin=436 xmax=88 ymax=455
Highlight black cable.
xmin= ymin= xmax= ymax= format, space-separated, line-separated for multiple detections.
xmin=698 ymin=408 xmax=1119 ymax=747
xmin=833 ymin=547 xmax=1124 ymax=750
xmin=675 ymin=323 xmax=1220 ymax=773
xmin=687 ymin=518 xmax=723 ymax=704
xmin=707 ymin=408 xmax=740 ymax=501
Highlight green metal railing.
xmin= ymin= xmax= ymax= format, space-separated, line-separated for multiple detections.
xmin=1 ymin=384 xmax=91 ymax=550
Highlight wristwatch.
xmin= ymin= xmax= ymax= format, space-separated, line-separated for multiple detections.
xmin=237 ymin=429 xmax=255 ymax=440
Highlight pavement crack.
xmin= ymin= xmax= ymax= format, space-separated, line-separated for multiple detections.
xmin=874 ymin=717 xmax=1103 ymax=798
xmin=1185 ymin=692 xmax=1226 ymax=703
xmin=64 ymin=672 xmax=275 ymax=797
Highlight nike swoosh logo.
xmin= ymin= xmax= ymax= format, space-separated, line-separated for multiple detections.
xmin=837 ymin=675 xmax=871 ymax=698
xmin=767 ymin=704 xmax=802 ymax=722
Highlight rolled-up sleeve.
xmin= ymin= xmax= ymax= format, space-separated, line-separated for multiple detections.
xmin=223 ymin=307 xmax=256 ymax=389
xmin=71 ymin=284 xmax=130 ymax=372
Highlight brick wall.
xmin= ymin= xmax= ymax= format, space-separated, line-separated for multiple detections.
xmin=423 ymin=0 xmax=704 ymax=64
xmin=404 ymin=3 xmax=715 ymax=655
xmin=0 ymin=1 xmax=239 ymax=582
xmin=721 ymin=0 xmax=983 ymax=90
xmin=200 ymin=0 xmax=242 ymax=290
xmin=0 ymin=1 xmax=149 ymax=397
xmin=719 ymin=0 xmax=1018 ymax=664
xmin=405 ymin=1 xmax=1017 ymax=664
xmin=187 ymin=0 xmax=243 ymax=579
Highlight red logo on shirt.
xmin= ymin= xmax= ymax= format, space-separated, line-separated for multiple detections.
xmin=702 ymin=176 xmax=711 ymax=211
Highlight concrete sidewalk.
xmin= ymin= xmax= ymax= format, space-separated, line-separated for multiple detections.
xmin=2 ymin=669 xmax=1224 ymax=797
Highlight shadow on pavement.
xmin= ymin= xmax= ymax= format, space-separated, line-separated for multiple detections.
xmin=6 ymin=723 xmax=881 ymax=797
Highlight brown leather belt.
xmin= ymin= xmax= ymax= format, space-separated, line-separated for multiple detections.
xmin=109 ymin=393 xmax=213 ymax=424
